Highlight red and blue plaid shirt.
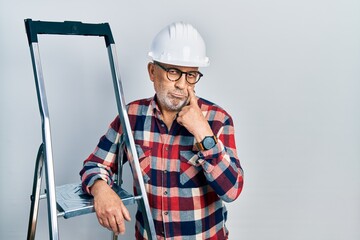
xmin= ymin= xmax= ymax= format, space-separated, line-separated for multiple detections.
xmin=80 ymin=95 xmax=244 ymax=240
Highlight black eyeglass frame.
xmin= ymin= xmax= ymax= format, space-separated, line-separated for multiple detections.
xmin=154 ymin=61 xmax=203 ymax=84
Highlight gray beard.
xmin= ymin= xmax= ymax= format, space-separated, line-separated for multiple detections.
xmin=156 ymin=92 xmax=188 ymax=112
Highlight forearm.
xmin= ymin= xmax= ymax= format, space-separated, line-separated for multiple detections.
xmin=196 ymin=117 xmax=244 ymax=202
xmin=198 ymin=140 xmax=243 ymax=202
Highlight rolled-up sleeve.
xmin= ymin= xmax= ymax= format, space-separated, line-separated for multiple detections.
xmin=80 ymin=116 xmax=122 ymax=194
xmin=197 ymin=114 xmax=244 ymax=202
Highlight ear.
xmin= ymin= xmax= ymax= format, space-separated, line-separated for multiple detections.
xmin=147 ymin=62 xmax=155 ymax=82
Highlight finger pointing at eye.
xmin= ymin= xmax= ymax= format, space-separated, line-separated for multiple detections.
xmin=187 ymin=86 xmax=197 ymax=105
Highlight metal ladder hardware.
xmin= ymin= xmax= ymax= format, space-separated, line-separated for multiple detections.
xmin=25 ymin=19 xmax=156 ymax=240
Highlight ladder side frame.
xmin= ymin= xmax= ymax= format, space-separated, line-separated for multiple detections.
xmin=27 ymin=143 xmax=45 ymax=240
xmin=28 ymin=42 xmax=60 ymax=240
xmin=108 ymin=45 xmax=157 ymax=240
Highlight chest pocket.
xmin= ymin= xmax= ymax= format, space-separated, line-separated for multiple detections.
xmin=179 ymin=151 xmax=207 ymax=188
xmin=135 ymin=144 xmax=152 ymax=183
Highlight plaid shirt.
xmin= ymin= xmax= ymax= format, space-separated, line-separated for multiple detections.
xmin=80 ymin=96 xmax=244 ymax=240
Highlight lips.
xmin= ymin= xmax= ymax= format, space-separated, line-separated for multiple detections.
xmin=170 ymin=92 xmax=187 ymax=99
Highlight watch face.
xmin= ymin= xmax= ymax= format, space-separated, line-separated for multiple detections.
xmin=203 ymin=136 xmax=216 ymax=150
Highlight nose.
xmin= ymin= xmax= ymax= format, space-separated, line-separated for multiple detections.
xmin=174 ymin=73 xmax=188 ymax=89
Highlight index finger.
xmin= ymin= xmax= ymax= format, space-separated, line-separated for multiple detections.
xmin=187 ymin=86 xmax=197 ymax=104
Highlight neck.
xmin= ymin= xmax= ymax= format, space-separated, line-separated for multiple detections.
xmin=161 ymin=109 xmax=178 ymax=129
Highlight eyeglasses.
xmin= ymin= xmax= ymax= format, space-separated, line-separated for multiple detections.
xmin=154 ymin=62 xmax=203 ymax=84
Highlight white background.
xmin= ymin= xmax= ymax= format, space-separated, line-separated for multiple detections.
xmin=0 ymin=0 xmax=359 ymax=239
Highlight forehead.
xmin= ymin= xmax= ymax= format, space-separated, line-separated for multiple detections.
xmin=159 ymin=62 xmax=199 ymax=71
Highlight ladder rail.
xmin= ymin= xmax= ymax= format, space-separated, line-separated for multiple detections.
xmin=107 ymin=44 xmax=157 ymax=240
xmin=28 ymin=41 xmax=60 ymax=240
xmin=27 ymin=144 xmax=44 ymax=240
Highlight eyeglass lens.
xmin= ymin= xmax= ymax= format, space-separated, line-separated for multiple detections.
xmin=167 ymin=69 xmax=200 ymax=83
xmin=154 ymin=62 xmax=202 ymax=84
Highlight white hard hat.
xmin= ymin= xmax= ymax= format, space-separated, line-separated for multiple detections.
xmin=148 ymin=22 xmax=210 ymax=67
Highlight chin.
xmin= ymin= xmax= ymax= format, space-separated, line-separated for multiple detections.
xmin=166 ymin=101 xmax=185 ymax=112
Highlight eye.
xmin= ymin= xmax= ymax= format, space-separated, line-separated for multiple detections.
xmin=187 ymin=72 xmax=198 ymax=78
xmin=168 ymin=68 xmax=180 ymax=75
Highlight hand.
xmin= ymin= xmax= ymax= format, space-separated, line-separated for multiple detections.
xmin=176 ymin=86 xmax=213 ymax=142
xmin=91 ymin=180 xmax=131 ymax=235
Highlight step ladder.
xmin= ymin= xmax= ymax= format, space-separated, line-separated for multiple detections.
xmin=24 ymin=19 xmax=156 ymax=240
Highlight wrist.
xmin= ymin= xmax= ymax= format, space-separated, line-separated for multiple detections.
xmin=196 ymin=135 xmax=218 ymax=151
xmin=90 ymin=179 xmax=109 ymax=196
xmin=193 ymin=127 xmax=213 ymax=143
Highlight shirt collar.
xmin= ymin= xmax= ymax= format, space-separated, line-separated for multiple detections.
xmin=150 ymin=94 xmax=162 ymax=120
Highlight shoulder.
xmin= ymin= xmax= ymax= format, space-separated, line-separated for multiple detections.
xmin=198 ymin=97 xmax=235 ymax=131
xmin=126 ymin=97 xmax=153 ymax=115
xmin=198 ymin=97 xmax=233 ymax=119
xmin=128 ymin=97 xmax=152 ymax=106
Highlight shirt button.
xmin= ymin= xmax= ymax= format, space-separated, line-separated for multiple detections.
xmin=165 ymin=147 xmax=169 ymax=151
xmin=164 ymin=170 xmax=167 ymax=173
xmin=161 ymin=124 xmax=165 ymax=127
xmin=164 ymin=191 xmax=168 ymax=195
xmin=164 ymin=212 xmax=168 ymax=215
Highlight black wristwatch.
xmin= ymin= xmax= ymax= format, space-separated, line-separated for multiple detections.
xmin=196 ymin=135 xmax=218 ymax=151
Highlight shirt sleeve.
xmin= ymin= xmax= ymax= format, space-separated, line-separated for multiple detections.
xmin=79 ymin=116 xmax=122 ymax=194
xmin=196 ymin=113 xmax=244 ymax=202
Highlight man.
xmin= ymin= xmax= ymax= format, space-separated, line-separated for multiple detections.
xmin=80 ymin=22 xmax=244 ymax=240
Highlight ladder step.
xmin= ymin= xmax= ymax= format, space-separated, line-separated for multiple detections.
xmin=56 ymin=183 xmax=137 ymax=219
